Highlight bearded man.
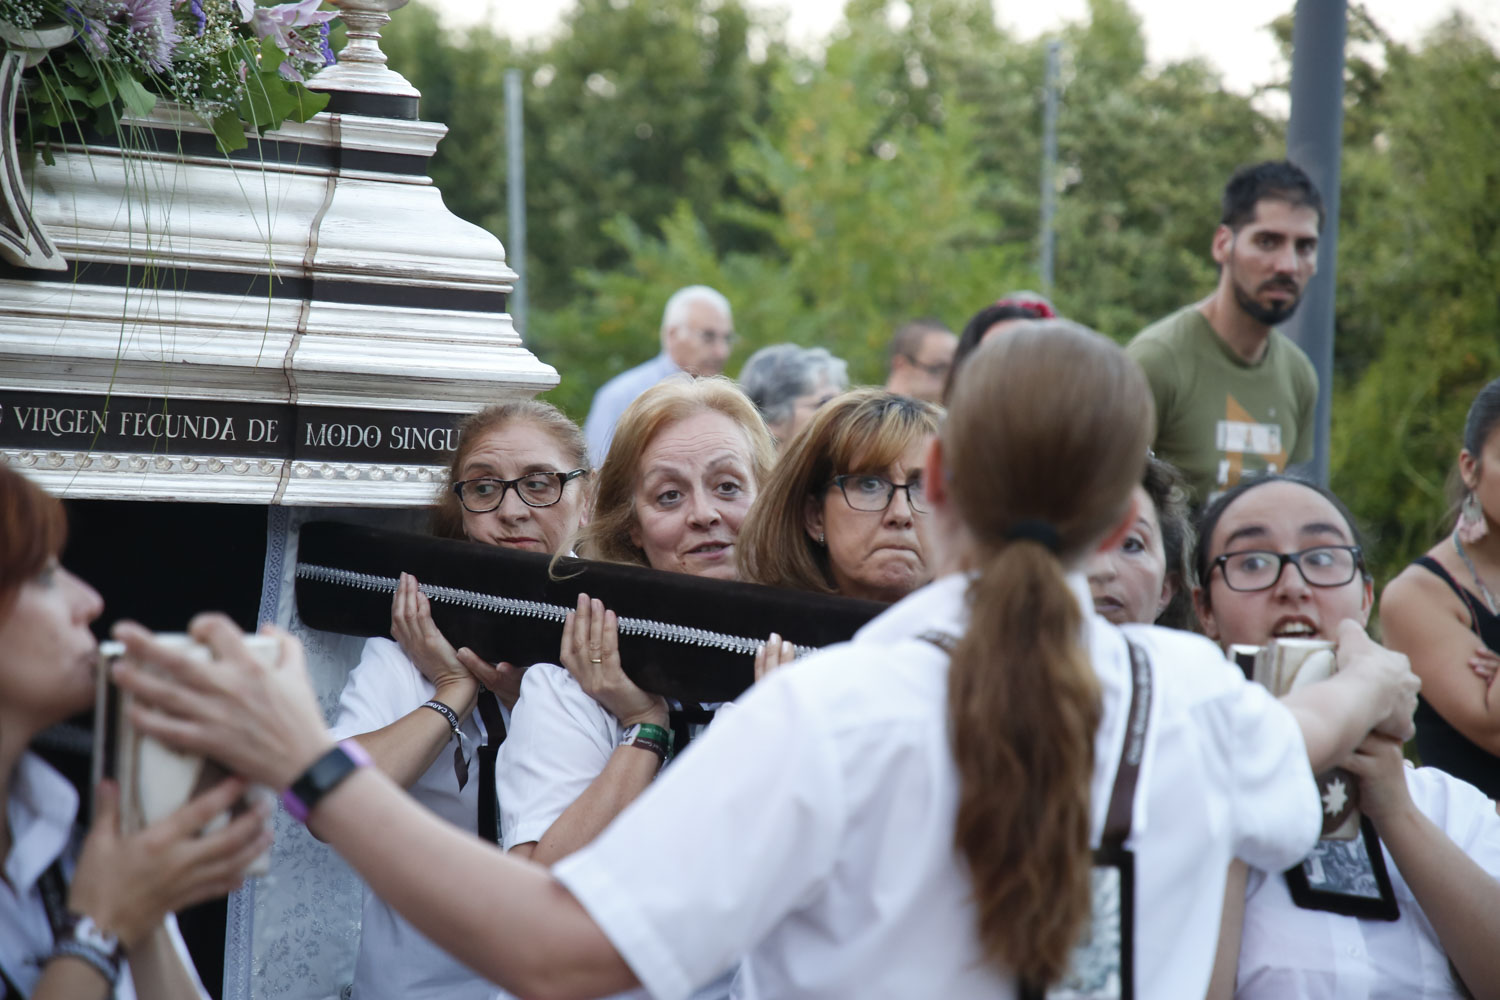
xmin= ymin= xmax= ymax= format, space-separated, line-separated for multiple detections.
xmin=1127 ymin=161 xmax=1322 ymax=502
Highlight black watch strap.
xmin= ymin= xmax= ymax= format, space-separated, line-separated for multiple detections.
xmin=281 ymin=740 xmax=372 ymax=823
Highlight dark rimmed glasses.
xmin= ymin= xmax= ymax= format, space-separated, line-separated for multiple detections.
xmin=900 ymin=353 xmax=952 ymax=379
xmin=453 ymin=470 xmax=586 ymax=513
xmin=1210 ymin=545 xmax=1364 ymax=592
xmin=830 ymin=474 xmax=928 ymax=514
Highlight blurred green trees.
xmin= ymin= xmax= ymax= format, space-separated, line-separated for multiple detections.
xmin=382 ymin=0 xmax=1499 ymax=586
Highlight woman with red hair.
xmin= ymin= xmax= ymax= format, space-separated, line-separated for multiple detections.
xmin=0 ymin=465 xmax=268 ymax=999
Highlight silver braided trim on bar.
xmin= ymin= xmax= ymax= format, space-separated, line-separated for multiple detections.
xmin=297 ymin=563 xmax=816 ymax=658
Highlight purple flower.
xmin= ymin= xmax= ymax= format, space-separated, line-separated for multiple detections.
xmin=64 ymin=5 xmax=111 ymax=57
xmin=248 ymin=1 xmax=337 ymax=80
xmin=317 ymin=21 xmax=334 ymax=67
xmin=117 ymin=0 xmax=182 ymax=71
xmin=186 ymin=0 xmax=206 ymax=37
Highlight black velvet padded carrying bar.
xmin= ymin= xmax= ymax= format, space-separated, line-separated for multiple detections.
xmin=295 ymin=521 xmax=886 ymax=704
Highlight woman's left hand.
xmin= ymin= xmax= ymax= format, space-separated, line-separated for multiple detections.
xmin=754 ymin=633 xmax=797 ymax=683
xmin=560 ymin=593 xmax=667 ymax=728
xmin=1342 ymin=733 xmax=1415 ymax=827
xmin=456 ymin=648 xmax=527 ymax=711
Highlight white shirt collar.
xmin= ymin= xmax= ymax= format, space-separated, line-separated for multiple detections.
xmin=5 ymin=753 xmax=78 ymax=894
xmin=856 ymin=570 xmax=1097 ymax=648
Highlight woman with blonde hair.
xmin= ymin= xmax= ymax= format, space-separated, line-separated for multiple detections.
xmin=738 ymin=388 xmax=940 ymax=604
xmin=497 ymin=375 xmax=774 ymax=998
xmin=114 ymin=323 xmax=1418 ymax=999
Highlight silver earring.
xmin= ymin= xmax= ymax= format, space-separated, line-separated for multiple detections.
xmin=818 ymin=533 xmax=825 ymax=545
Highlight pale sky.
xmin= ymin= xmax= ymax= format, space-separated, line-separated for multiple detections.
xmin=423 ymin=0 xmax=1500 ymax=96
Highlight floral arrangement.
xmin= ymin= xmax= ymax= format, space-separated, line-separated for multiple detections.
xmin=0 ymin=0 xmax=339 ymax=155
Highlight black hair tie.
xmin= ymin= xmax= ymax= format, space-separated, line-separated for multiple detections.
xmin=1005 ymin=519 xmax=1061 ymax=553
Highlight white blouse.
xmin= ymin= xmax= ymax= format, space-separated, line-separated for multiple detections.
xmin=0 ymin=753 xmax=207 ymax=999
xmin=552 ymin=572 xmax=1323 ymax=1000
xmin=330 ymin=637 xmax=513 ymax=1000
xmin=498 ymin=662 xmax=736 ymax=1000
xmin=1237 ymin=765 xmax=1500 ymax=1000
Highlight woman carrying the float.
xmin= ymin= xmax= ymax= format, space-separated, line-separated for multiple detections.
xmin=1193 ymin=474 xmax=1500 ymax=1000
xmin=112 ymin=323 xmax=1417 ymax=999
xmin=328 ymin=400 xmax=591 ymax=1000
xmin=0 ymin=465 xmax=268 ymax=1000
xmin=736 ymin=388 xmax=941 ymax=609
xmin=497 ymin=375 xmax=775 ymax=997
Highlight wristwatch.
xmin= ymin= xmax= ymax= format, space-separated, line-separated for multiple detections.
xmin=50 ymin=913 xmax=123 ymax=986
xmin=281 ymin=739 xmax=373 ymax=823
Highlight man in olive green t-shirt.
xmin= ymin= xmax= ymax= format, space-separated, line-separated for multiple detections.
xmin=1127 ymin=161 xmax=1323 ymax=503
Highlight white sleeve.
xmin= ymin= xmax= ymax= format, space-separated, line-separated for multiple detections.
xmin=497 ymin=663 xmax=619 ymax=849
xmin=1202 ymin=681 xmax=1322 ymax=872
xmin=552 ymin=670 xmax=845 ymax=1000
xmin=328 ymin=638 xmax=428 ymax=741
xmin=1409 ymin=767 xmax=1500 ymax=875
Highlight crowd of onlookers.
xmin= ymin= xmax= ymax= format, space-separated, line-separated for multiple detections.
xmin=5 ymin=158 xmax=1500 ymax=1000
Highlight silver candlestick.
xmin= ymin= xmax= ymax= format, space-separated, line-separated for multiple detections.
xmin=308 ymin=0 xmax=419 ymax=101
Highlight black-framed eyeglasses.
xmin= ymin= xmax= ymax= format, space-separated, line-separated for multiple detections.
xmin=1211 ymin=545 xmax=1364 ymax=592
xmin=453 ymin=470 xmax=586 ymax=512
xmin=830 ymin=474 xmax=928 ymax=514
xmin=901 ymin=353 xmax=951 ymax=378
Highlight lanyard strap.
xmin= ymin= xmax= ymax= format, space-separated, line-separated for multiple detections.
xmin=1103 ymin=639 xmax=1152 ymax=848
xmin=474 ymin=691 xmax=506 ymax=844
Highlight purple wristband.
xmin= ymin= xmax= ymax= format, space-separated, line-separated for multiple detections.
xmin=281 ymin=738 xmax=372 ymax=823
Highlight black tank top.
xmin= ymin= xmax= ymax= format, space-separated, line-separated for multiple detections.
xmin=1410 ymin=556 xmax=1500 ymax=799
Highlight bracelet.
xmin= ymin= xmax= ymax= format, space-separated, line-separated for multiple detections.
xmin=421 ymin=698 xmax=461 ymax=733
xmin=421 ymin=699 xmax=473 ymax=790
xmin=619 ymin=722 xmax=673 ymax=766
xmin=48 ymin=939 xmax=122 ymax=987
xmin=281 ymin=739 xmax=373 ymax=823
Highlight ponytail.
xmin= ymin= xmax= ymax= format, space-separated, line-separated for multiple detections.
xmin=949 ymin=540 xmax=1100 ymax=985
xmin=940 ymin=320 xmax=1154 ymax=987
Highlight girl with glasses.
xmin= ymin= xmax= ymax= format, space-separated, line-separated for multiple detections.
xmin=328 ymin=400 xmax=590 ymax=1000
xmin=737 ymin=388 xmax=941 ymax=611
xmin=1194 ymin=474 xmax=1500 ymax=1000
xmin=112 ymin=324 xmax=1417 ymax=999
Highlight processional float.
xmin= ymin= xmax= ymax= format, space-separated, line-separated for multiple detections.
xmin=1 ymin=3 xmax=552 ymax=996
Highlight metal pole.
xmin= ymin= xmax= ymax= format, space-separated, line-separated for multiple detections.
xmin=505 ymin=68 xmax=528 ymax=335
xmin=1281 ymin=0 xmax=1346 ymax=487
xmin=1039 ymin=39 xmax=1060 ymax=293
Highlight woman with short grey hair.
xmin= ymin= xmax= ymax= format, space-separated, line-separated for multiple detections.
xmin=738 ymin=344 xmax=849 ymax=444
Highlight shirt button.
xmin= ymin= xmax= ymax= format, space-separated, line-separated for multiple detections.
xmin=1347 ymin=946 xmax=1361 ymax=957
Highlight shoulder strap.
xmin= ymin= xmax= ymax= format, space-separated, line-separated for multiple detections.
xmin=1103 ymin=640 xmax=1153 ymax=847
xmin=474 ymin=690 xmax=506 ymax=844
xmin=1414 ymin=556 xmax=1483 ymax=631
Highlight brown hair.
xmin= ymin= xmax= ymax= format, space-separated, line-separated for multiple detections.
xmin=943 ymin=321 xmax=1152 ymax=985
xmin=0 ymin=464 xmax=68 ymax=617
xmin=1142 ymin=455 xmax=1196 ymax=630
xmin=578 ymin=375 xmax=775 ymax=567
xmin=432 ymin=400 xmax=589 ymax=542
xmin=737 ymin=388 xmax=941 ymax=595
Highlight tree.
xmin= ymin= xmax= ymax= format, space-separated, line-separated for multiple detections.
xmin=1329 ymin=14 xmax=1500 ymax=585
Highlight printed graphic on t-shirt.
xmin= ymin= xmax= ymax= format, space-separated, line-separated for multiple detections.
xmin=1214 ymin=395 xmax=1291 ymax=491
